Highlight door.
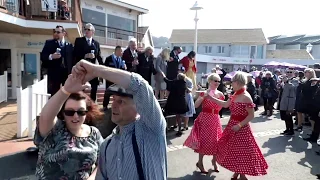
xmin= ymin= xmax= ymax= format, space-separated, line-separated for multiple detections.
xmin=17 ymin=51 xmax=40 ymax=89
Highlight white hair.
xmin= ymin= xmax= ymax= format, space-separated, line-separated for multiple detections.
xmin=129 ymin=38 xmax=137 ymax=44
xmin=144 ymin=46 xmax=154 ymax=52
xmin=85 ymin=23 xmax=95 ymax=32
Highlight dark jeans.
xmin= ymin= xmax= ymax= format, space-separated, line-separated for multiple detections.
xmin=280 ymin=110 xmax=294 ymax=132
xmin=310 ymin=113 xmax=320 ymax=140
xmin=263 ymin=97 xmax=274 ymax=112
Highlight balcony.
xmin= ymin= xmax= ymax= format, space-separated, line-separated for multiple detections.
xmin=89 ymin=25 xmax=146 ymax=49
xmin=0 ymin=0 xmax=82 ymax=42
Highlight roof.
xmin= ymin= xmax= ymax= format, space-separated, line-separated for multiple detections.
xmin=268 ymin=34 xmax=320 ymax=45
xmin=268 ymin=35 xmax=305 ymax=44
xmin=101 ymin=0 xmax=149 ymax=14
xmin=266 ymin=50 xmax=313 ymax=60
xmin=137 ymin=26 xmax=154 ymax=47
xmin=169 ymin=28 xmax=267 ymax=45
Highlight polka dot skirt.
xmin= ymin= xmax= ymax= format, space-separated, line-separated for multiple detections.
xmin=216 ymin=101 xmax=268 ymax=176
xmin=184 ymin=98 xmax=223 ymax=155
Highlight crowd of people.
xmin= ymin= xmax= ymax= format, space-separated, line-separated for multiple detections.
xmin=35 ymin=22 xmax=320 ymax=180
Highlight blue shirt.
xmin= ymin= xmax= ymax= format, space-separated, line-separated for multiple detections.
xmin=96 ymin=73 xmax=167 ymax=180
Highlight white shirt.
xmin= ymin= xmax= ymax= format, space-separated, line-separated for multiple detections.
xmin=86 ymin=37 xmax=93 ymax=46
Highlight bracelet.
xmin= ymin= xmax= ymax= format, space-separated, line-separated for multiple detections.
xmin=238 ymin=123 xmax=242 ymax=128
xmin=61 ymin=87 xmax=71 ymax=95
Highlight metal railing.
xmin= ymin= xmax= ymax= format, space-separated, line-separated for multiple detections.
xmin=83 ymin=24 xmax=146 ymax=48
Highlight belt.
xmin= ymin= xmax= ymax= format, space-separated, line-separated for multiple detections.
xmin=202 ymin=108 xmax=219 ymax=114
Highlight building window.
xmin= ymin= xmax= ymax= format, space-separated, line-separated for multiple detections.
xmin=182 ymin=46 xmax=186 ymax=52
xmin=190 ymin=46 xmax=194 ymax=51
xmin=233 ymin=45 xmax=249 ymax=56
xmin=107 ymin=14 xmax=136 ymax=32
xmin=205 ymin=46 xmax=212 ymax=53
xmin=217 ymin=46 xmax=225 ymax=53
xmin=82 ymin=8 xmax=106 ymax=37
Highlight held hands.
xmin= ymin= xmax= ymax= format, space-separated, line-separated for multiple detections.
xmin=85 ymin=53 xmax=95 ymax=59
xmin=168 ymin=57 xmax=174 ymax=62
xmin=63 ymin=73 xmax=91 ymax=93
xmin=52 ymin=53 xmax=61 ymax=59
xmin=133 ymin=59 xmax=139 ymax=65
xmin=72 ymin=60 xmax=97 ymax=83
xmin=232 ymin=124 xmax=241 ymax=132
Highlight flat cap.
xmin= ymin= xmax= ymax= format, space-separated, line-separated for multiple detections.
xmin=106 ymin=84 xmax=133 ymax=98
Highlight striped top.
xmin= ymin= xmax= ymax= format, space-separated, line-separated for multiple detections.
xmin=96 ymin=73 xmax=168 ymax=180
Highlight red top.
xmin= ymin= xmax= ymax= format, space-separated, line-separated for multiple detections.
xmin=180 ymin=56 xmax=197 ymax=73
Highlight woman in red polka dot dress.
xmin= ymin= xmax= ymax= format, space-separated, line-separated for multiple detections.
xmin=183 ymin=73 xmax=224 ymax=174
xmin=207 ymin=72 xmax=268 ymax=180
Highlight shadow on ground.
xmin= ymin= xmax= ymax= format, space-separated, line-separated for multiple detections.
xmin=168 ymin=170 xmax=219 ymax=180
xmin=0 ymin=151 xmax=37 ymax=179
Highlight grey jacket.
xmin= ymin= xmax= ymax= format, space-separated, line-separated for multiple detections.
xmin=280 ymin=79 xmax=298 ymax=111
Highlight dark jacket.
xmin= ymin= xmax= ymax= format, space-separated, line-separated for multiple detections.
xmin=103 ymin=54 xmax=126 ymax=88
xmin=136 ymin=53 xmax=157 ymax=85
xmin=40 ymin=39 xmax=73 ymax=78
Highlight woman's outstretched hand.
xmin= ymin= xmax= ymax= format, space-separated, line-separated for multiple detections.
xmin=64 ymin=73 xmax=91 ymax=93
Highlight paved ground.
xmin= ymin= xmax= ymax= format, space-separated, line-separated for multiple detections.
xmin=0 ymin=101 xmax=19 ymax=141
xmin=0 ymin=109 xmax=320 ymax=179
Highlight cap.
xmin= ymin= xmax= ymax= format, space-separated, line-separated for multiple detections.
xmin=106 ymin=84 xmax=133 ymax=98
xmin=310 ymin=78 xmax=320 ymax=81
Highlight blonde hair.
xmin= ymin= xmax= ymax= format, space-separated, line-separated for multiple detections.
xmin=85 ymin=23 xmax=95 ymax=32
xmin=265 ymin=71 xmax=272 ymax=76
xmin=304 ymin=68 xmax=316 ymax=79
xmin=207 ymin=73 xmax=221 ymax=83
xmin=232 ymin=72 xmax=248 ymax=85
xmin=160 ymin=48 xmax=170 ymax=60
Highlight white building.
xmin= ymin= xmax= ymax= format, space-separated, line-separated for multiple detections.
xmin=0 ymin=0 xmax=151 ymax=99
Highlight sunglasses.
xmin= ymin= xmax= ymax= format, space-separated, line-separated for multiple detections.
xmin=54 ymin=31 xmax=62 ymax=34
xmin=212 ymin=80 xmax=220 ymax=83
xmin=84 ymin=28 xmax=92 ymax=31
xmin=64 ymin=110 xmax=88 ymax=116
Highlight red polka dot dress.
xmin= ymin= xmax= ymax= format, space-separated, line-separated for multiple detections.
xmin=216 ymin=99 xmax=268 ymax=176
xmin=183 ymin=97 xmax=224 ymax=155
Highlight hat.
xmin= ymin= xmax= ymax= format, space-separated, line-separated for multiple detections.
xmin=106 ymin=84 xmax=133 ymax=98
xmin=310 ymin=78 xmax=320 ymax=81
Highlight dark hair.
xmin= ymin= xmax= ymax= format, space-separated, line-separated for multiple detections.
xmin=173 ymin=46 xmax=181 ymax=51
xmin=56 ymin=25 xmax=65 ymax=32
xmin=57 ymin=92 xmax=103 ymax=125
xmin=187 ymin=51 xmax=196 ymax=59
xmin=115 ymin=46 xmax=122 ymax=51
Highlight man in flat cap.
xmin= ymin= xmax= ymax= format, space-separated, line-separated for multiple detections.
xmin=72 ymin=60 xmax=167 ymax=180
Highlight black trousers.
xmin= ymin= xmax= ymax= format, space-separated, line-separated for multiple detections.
xmin=89 ymin=78 xmax=99 ymax=101
xmin=47 ymin=70 xmax=68 ymax=96
xmin=310 ymin=113 xmax=320 ymax=140
xmin=280 ymin=110 xmax=294 ymax=131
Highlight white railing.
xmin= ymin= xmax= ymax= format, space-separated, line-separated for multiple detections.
xmin=17 ymin=75 xmax=51 ymax=138
xmin=0 ymin=71 xmax=8 ymax=103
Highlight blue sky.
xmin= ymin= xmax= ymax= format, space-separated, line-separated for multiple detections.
xmin=122 ymin=0 xmax=320 ymax=38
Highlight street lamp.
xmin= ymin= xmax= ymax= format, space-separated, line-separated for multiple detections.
xmin=306 ymin=43 xmax=313 ymax=53
xmin=190 ymin=1 xmax=203 ymax=53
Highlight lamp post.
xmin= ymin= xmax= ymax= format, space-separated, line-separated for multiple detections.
xmin=190 ymin=1 xmax=203 ymax=53
xmin=306 ymin=43 xmax=313 ymax=66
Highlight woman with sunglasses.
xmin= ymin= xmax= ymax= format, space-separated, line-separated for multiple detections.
xmin=184 ymin=73 xmax=224 ymax=174
xmin=207 ymin=72 xmax=268 ymax=180
xmin=34 ymin=73 xmax=104 ymax=180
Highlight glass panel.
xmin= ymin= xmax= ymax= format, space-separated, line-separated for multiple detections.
xmin=107 ymin=14 xmax=136 ymax=32
xmin=240 ymin=45 xmax=249 ymax=55
xmin=21 ymin=53 xmax=37 ymax=89
xmin=257 ymin=45 xmax=263 ymax=58
xmin=0 ymin=49 xmax=11 ymax=87
xmin=250 ymin=46 xmax=257 ymax=58
xmin=82 ymin=8 xmax=106 ymax=26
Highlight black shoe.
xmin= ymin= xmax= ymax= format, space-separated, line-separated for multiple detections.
xmin=181 ymin=127 xmax=189 ymax=131
xmin=176 ymin=131 xmax=183 ymax=137
xmin=262 ymin=111 xmax=267 ymax=115
xmin=285 ymin=131 xmax=294 ymax=136
xmin=294 ymin=126 xmax=302 ymax=131
xmin=280 ymin=130 xmax=289 ymax=135
xmin=303 ymin=137 xmax=317 ymax=143
xmin=316 ymin=174 xmax=320 ymax=179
